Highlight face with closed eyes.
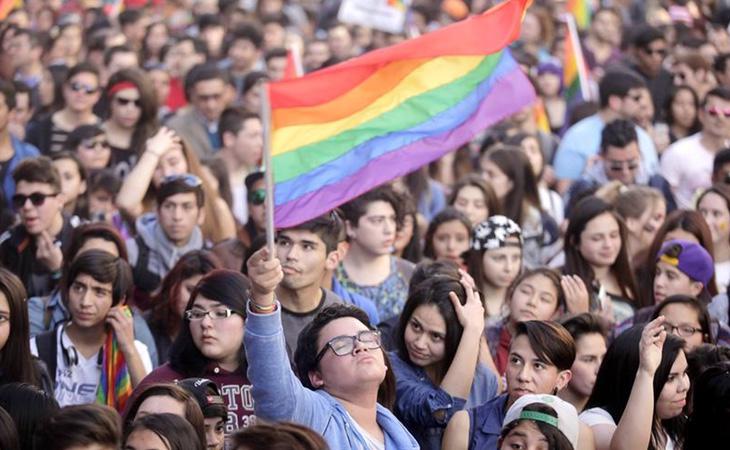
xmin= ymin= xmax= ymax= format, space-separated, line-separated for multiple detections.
xmin=508 ymin=274 xmax=560 ymax=323
xmin=482 ymin=238 xmax=523 ymax=288
xmin=152 ymin=145 xmax=189 ymax=188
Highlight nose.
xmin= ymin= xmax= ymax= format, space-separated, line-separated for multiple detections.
xmin=679 ymin=374 xmax=690 ymax=393
xmin=200 ymin=312 xmax=214 ymax=327
xmin=517 ymin=364 xmax=532 ymax=381
xmin=525 ymin=293 xmax=537 ymax=307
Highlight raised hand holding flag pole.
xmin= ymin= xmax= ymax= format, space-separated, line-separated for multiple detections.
xmin=260 ymin=0 xmax=536 ymax=257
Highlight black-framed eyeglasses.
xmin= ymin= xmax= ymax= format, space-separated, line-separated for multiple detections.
xmin=248 ymin=188 xmax=265 ymax=205
xmin=606 ymin=159 xmax=639 ymax=172
xmin=12 ymin=192 xmax=59 ymax=209
xmin=114 ymin=96 xmax=142 ymax=108
xmin=185 ymin=307 xmax=241 ymax=321
xmin=662 ymin=322 xmax=703 ymax=338
xmin=314 ymin=329 xmax=382 ymax=364
xmin=161 ymin=173 xmax=202 ymax=188
xmin=68 ymin=81 xmax=99 ymax=95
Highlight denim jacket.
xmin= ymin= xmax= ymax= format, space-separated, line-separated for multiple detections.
xmin=390 ymin=352 xmax=498 ymax=450
xmin=244 ymin=303 xmax=419 ymax=450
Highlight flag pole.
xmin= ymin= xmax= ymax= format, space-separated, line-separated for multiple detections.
xmin=260 ymin=82 xmax=276 ymax=260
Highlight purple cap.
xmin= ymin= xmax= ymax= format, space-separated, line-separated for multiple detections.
xmin=656 ymin=240 xmax=714 ymax=285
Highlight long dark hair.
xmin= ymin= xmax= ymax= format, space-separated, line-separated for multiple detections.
xmin=168 ymin=270 xmax=250 ymax=376
xmin=148 ymin=250 xmax=221 ymax=340
xmin=684 ymin=362 xmax=730 ymax=449
xmin=638 ymin=210 xmax=716 ymax=307
xmin=447 ymin=173 xmax=502 ymax=220
xmin=665 ymin=85 xmax=701 ymax=138
xmin=396 ymin=275 xmax=467 ymax=383
xmin=0 ymin=269 xmax=40 ymax=388
xmin=586 ymin=325 xmax=687 ymax=450
xmin=422 ymin=208 xmax=471 ymax=260
xmin=105 ymin=68 xmax=159 ymax=156
xmin=564 ymin=196 xmax=638 ymax=303
xmin=0 ymin=383 xmax=59 ymax=450
xmin=482 ymin=146 xmax=541 ymax=224
xmin=124 ymin=413 xmax=204 ymax=450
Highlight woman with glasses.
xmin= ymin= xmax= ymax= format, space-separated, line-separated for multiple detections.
xmin=138 ymin=269 xmax=255 ymax=434
xmin=650 ymin=295 xmax=718 ymax=352
xmin=66 ymin=124 xmax=113 ymax=173
xmin=697 ymin=184 xmax=730 ymax=293
xmin=389 ymin=271 xmax=498 ymax=450
xmin=244 ymin=247 xmax=419 ymax=450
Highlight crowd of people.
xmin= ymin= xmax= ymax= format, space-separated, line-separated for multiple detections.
xmin=2 ymin=0 xmax=730 ymax=449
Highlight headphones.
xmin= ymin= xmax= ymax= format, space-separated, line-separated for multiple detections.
xmin=60 ymin=324 xmax=103 ymax=367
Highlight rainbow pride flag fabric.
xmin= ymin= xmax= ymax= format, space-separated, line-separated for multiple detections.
xmin=563 ymin=15 xmax=592 ymax=105
xmin=567 ymin=0 xmax=591 ymax=29
xmin=96 ymin=331 xmax=132 ymax=411
xmin=269 ymin=0 xmax=535 ymax=227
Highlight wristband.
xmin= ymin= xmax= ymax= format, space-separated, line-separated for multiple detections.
xmin=249 ymin=299 xmax=276 ymax=313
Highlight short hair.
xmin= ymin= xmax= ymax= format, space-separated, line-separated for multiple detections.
xmin=513 ymin=321 xmax=576 ymax=371
xmin=219 ymin=107 xmax=260 ymax=142
xmin=65 ymin=62 xmax=100 ymax=84
xmin=560 ymin=313 xmax=610 ymax=342
xmin=103 ymin=44 xmax=136 ymax=67
xmin=600 ymin=119 xmax=638 ymax=154
xmin=156 ymin=175 xmax=205 ymax=208
xmin=264 ymin=46 xmax=289 ymax=63
xmin=231 ymin=421 xmax=328 ymax=450
xmin=598 ymin=70 xmax=646 ymax=108
xmin=62 ymin=250 xmax=134 ymax=307
xmin=278 ymin=210 xmax=343 ymax=253
xmin=198 ymin=13 xmax=223 ymax=30
xmin=223 ymin=23 xmax=264 ymax=55
xmin=118 ymin=8 xmax=143 ymax=26
xmin=65 ymin=221 xmax=129 ymax=262
xmin=245 ymin=171 xmax=264 ymax=192
xmin=340 ymin=185 xmax=403 ymax=229
xmin=40 ymin=404 xmax=121 ymax=450
xmin=703 ymin=86 xmax=730 ymax=106
xmin=65 ymin=124 xmax=105 ymax=151
xmin=0 ymin=80 xmax=16 ymax=110
xmin=632 ymin=25 xmax=666 ymax=49
xmin=12 ymin=156 xmax=61 ymax=192
xmin=184 ymin=63 xmax=227 ymax=101
xmin=124 ymin=413 xmax=204 ymax=450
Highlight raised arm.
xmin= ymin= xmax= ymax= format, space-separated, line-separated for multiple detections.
xmin=609 ymin=317 xmax=666 ymax=450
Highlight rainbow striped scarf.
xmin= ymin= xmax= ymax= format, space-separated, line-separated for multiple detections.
xmin=96 ymin=331 xmax=132 ymax=411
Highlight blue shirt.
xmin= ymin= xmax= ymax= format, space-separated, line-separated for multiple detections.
xmin=244 ymin=303 xmax=419 ymax=450
xmin=467 ymin=394 xmax=510 ymax=450
xmin=390 ymin=352 xmax=499 ymax=450
xmin=553 ymin=114 xmax=659 ymax=180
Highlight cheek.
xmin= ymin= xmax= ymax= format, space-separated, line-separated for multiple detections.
xmin=0 ymin=325 xmax=10 ymax=351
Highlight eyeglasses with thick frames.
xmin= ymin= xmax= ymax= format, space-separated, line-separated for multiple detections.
xmin=314 ymin=329 xmax=382 ymax=364
xmin=68 ymin=81 xmax=99 ymax=95
xmin=185 ymin=307 xmax=241 ymax=321
xmin=12 ymin=192 xmax=59 ymax=209
xmin=662 ymin=322 xmax=703 ymax=338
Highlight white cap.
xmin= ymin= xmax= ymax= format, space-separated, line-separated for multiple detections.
xmin=502 ymin=394 xmax=579 ymax=449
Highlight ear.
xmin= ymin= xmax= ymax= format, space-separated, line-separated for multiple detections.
xmin=221 ymin=130 xmax=235 ymax=149
xmin=555 ymin=369 xmax=572 ymax=392
xmin=345 ymin=220 xmax=356 ymax=240
xmin=324 ymin=249 xmax=340 ymax=271
xmin=690 ymin=281 xmax=704 ymax=297
xmin=308 ymin=369 xmax=325 ymax=389
xmin=607 ymin=94 xmax=622 ymax=112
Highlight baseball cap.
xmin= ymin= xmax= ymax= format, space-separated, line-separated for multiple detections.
xmin=656 ymin=239 xmax=714 ymax=286
xmin=502 ymin=394 xmax=579 ymax=449
xmin=176 ymin=378 xmax=227 ymax=420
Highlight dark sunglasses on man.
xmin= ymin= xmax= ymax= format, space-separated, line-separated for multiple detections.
xmin=248 ymin=188 xmax=266 ymax=205
xmin=12 ymin=192 xmax=59 ymax=209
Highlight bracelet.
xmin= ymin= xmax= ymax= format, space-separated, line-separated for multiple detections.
xmin=249 ymin=299 xmax=276 ymax=313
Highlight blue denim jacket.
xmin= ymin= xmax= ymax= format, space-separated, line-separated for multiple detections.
xmin=27 ymin=289 xmax=160 ymax=367
xmin=244 ymin=303 xmax=419 ymax=450
xmin=390 ymin=352 xmax=498 ymax=450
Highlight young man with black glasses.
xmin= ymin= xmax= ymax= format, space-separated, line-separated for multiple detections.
xmin=126 ymin=173 xmax=206 ymax=294
xmin=0 ymin=156 xmax=78 ymax=297
xmin=566 ymin=119 xmax=676 ymax=211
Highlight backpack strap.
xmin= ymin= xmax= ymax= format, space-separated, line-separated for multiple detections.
xmin=132 ymin=235 xmax=161 ymax=293
xmin=35 ymin=327 xmax=58 ymax=383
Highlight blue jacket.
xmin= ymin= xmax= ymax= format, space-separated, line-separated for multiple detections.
xmin=390 ymin=352 xmax=498 ymax=450
xmin=2 ymin=136 xmax=40 ymax=203
xmin=244 ymin=303 xmax=419 ymax=450
xmin=332 ymin=277 xmax=381 ymax=325
xmin=467 ymin=393 xmax=509 ymax=450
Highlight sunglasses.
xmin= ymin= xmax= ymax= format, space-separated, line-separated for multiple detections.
xmin=706 ymin=106 xmax=730 ymax=118
xmin=114 ymin=96 xmax=142 ymax=108
xmin=81 ymin=138 xmax=110 ymax=150
xmin=12 ymin=192 xmax=59 ymax=209
xmin=607 ymin=160 xmax=639 ymax=172
xmin=161 ymin=173 xmax=202 ymax=188
xmin=68 ymin=81 xmax=99 ymax=95
xmin=248 ymin=188 xmax=265 ymax=205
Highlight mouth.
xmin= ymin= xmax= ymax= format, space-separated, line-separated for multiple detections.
xmin=518 ymin=310 xmax=536 ymax=319
xmin=282 ymin=266 xmax=301 ymax=275
xmin=512 ymin=387 xmax=534 ymax=396
xmin=408 ymin=348 xmax=430 ymax=361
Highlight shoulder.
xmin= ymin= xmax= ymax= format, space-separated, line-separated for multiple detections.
xmin=579 ymin=407 xmax=616 ymax=427
xmin=393 ymin=257 xmax=416 ymax=279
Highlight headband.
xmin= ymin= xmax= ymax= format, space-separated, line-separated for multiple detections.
xmin=107 ymin=81 xmax=137 ymax=97
xmin=519 ymin=410 xmax=559 ymax=427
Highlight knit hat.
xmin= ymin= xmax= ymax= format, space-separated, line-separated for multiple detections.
xmin=176 ymin=378 xmax=227 ymax=420
xmin=471 ymin=215 xmax=523 ymax=251
xmin=502 ymin=394 xmax=579 ymax=449
xmin=656 ymin=239 xmax=714 ymax=286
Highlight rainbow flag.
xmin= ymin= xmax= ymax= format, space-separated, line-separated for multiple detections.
xmin=0 ymin=0 xmax=22 ymax=20
xmin=563 ymin=14 xmax=592 ymax=105
xmin=96 ymin=330 xmax=133 ymax=411
xmin=533 ymin=99 xmax=551 ymax=134
xmin=567 ymin=0 xmax=591 ymax=29
xmin=268 ymin=0 xmax=535 ymax=227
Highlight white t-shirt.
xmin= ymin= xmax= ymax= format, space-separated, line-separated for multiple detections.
xmin=715 ymin=260 xmax=730 ymax=294
xmin=579 ymin=407 xmax=675 ymax=450
xmin=660 ymin=133 xmax=714 ymax=209
xmin=232 ymin=183 xmax=248 ymax=225
xmin=30 ymin=326 xmax=153 ymax=407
